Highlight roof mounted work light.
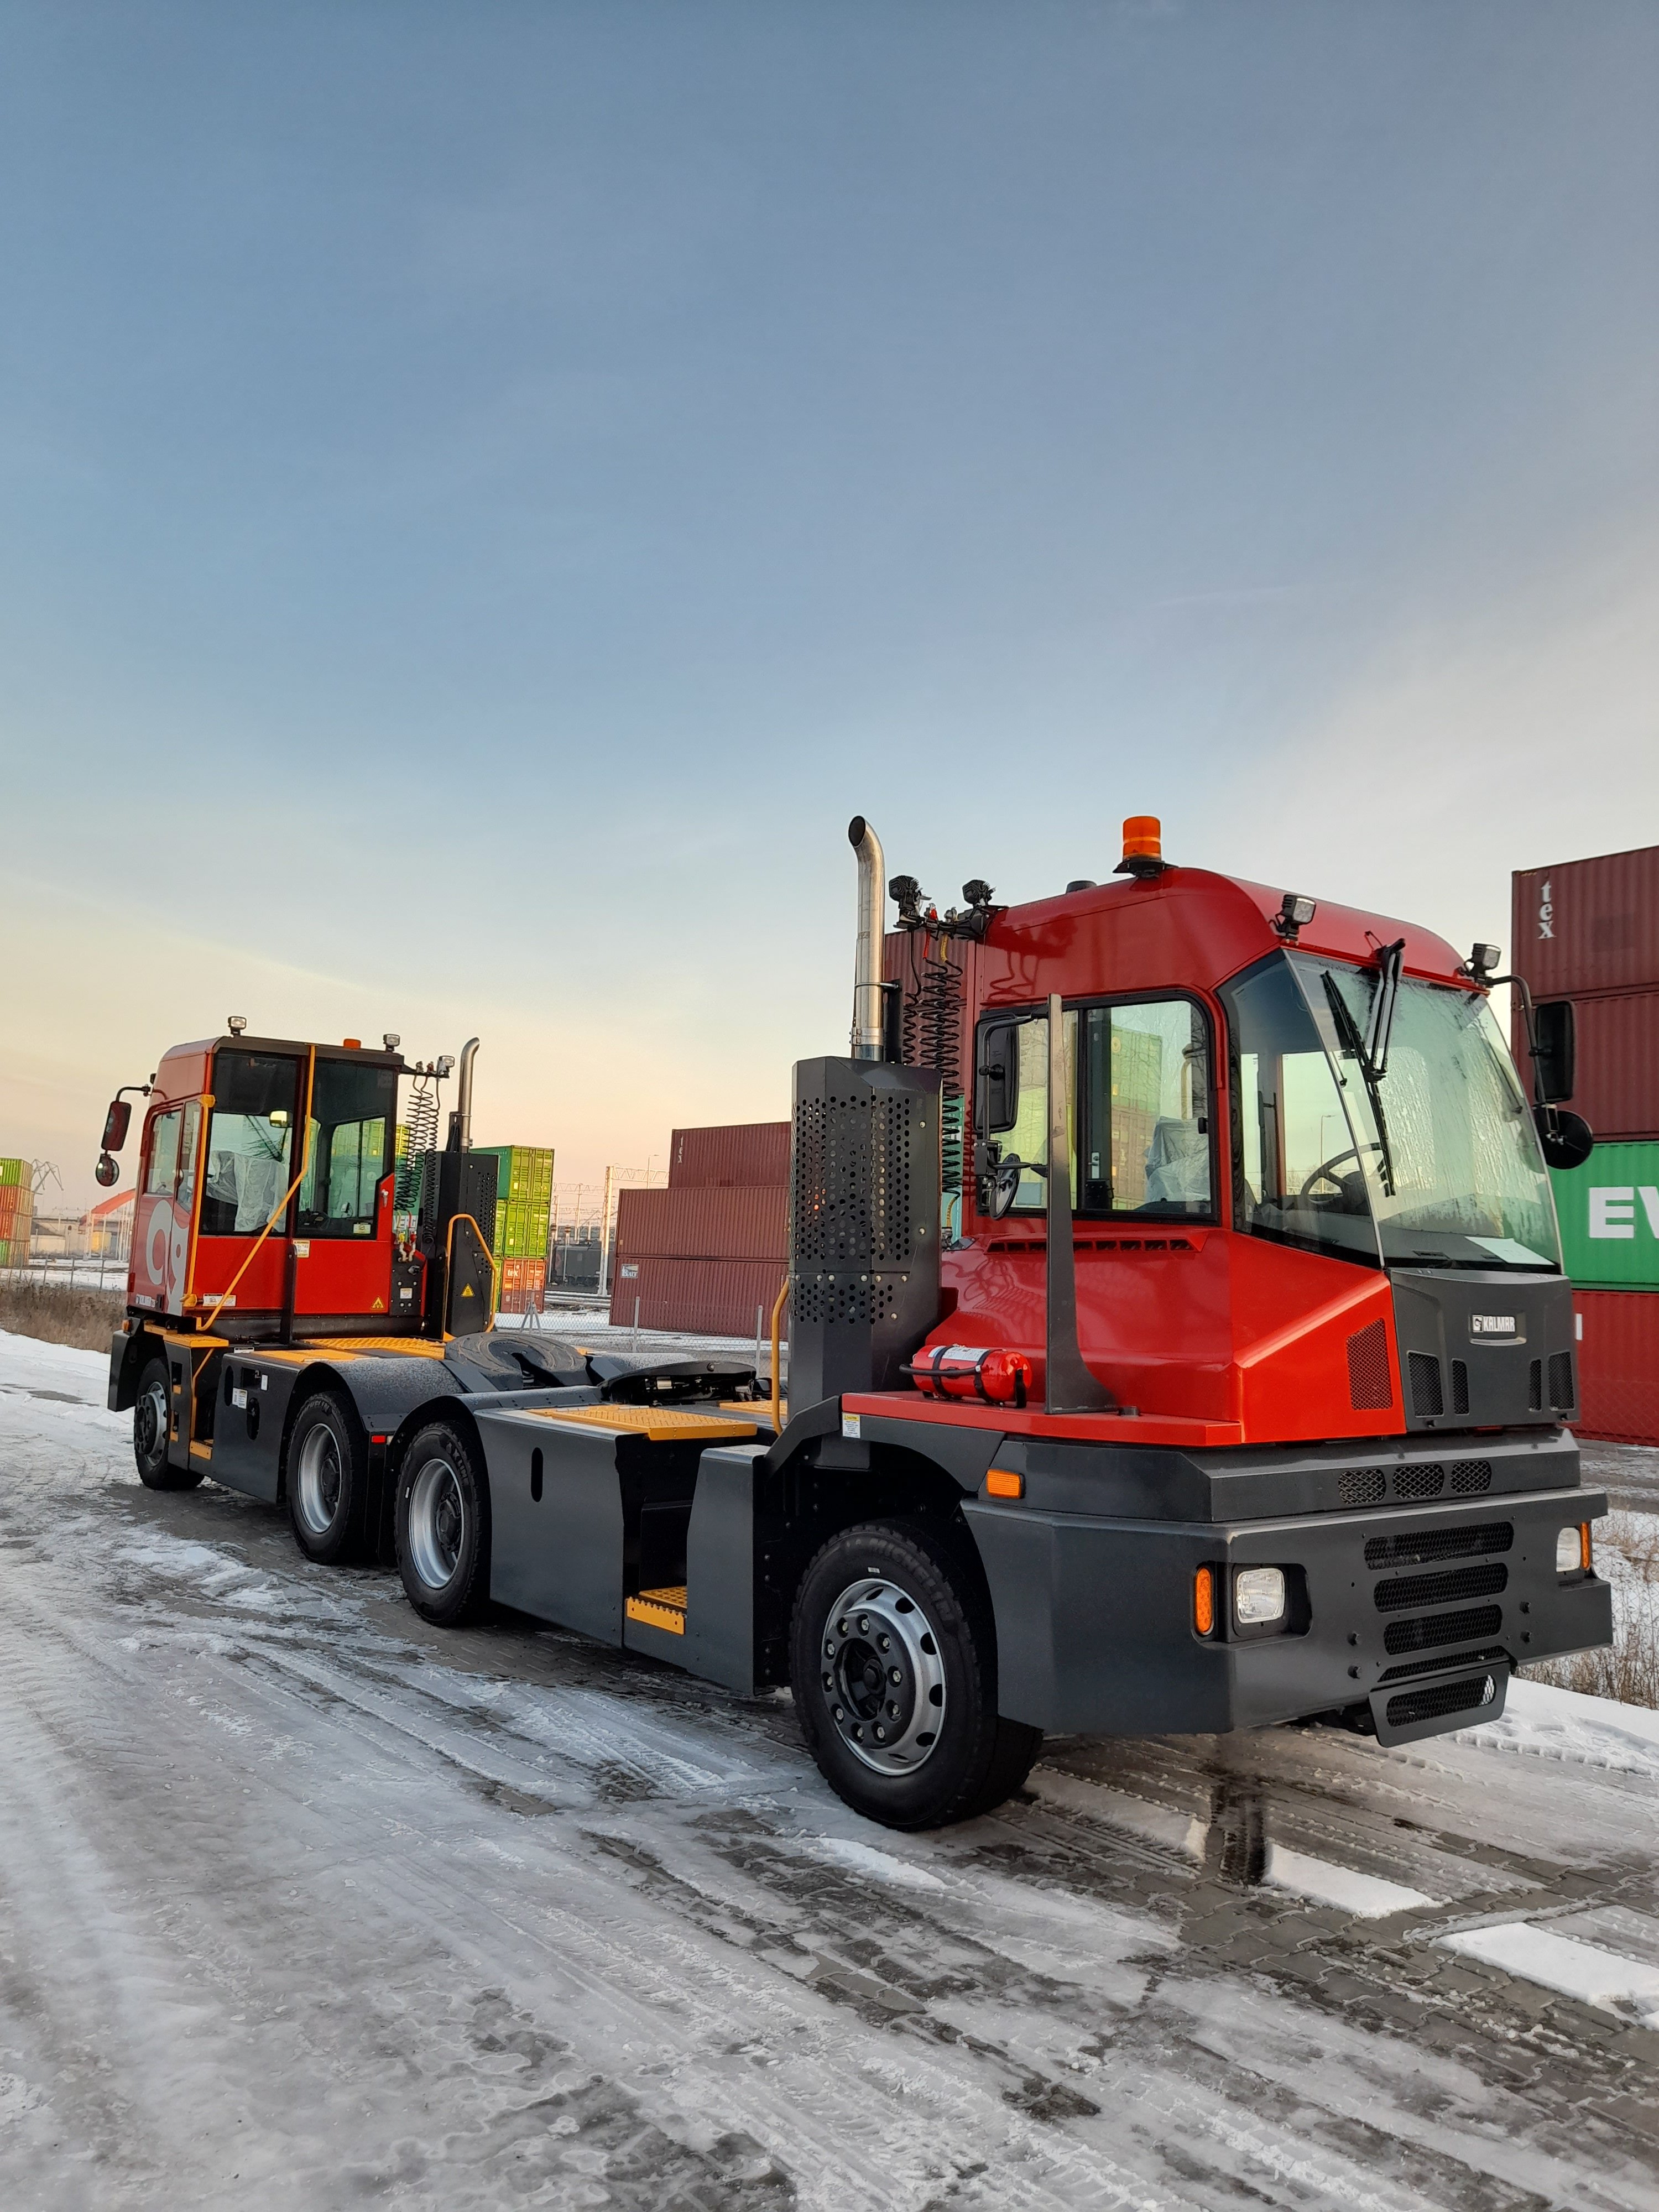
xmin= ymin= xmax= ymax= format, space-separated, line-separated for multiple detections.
xmin=1113 ymin=816 xmax=1167 ymax=879
xmin=1466 ymin=943 xmax=1502 ymax=983
xmin=1274 ymin=893 xmax=1317 ymax=941
xmin=227 ymin=1015 xmax=247 ymax=1036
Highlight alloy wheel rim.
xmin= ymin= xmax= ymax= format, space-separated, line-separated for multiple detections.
xmin=137 ymin=1378 xmax=167 ymax=1462
xmin=296 ymin=1425 xmax=343 ymax=1536
xmin=408 ymin=1458 xmax=465 ymax=1590
xmin=820 ymin=1575 xmax=947 ymax=1775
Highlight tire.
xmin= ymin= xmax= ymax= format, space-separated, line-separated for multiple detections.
xmin=395 ymin=1421 xmax=491 ymax=1626
xmin=789 ymin=1519 xmax=1042 ymax=1832
xmin=133 ymin=1354 xmax=204 ymax=1491
xmin=285 ymin=1393 xmax=368 ymax=1564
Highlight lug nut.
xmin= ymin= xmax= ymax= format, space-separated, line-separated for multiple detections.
xmin=889 ymin=1667 xmax=902 ymax=1685
xmin=878 ymin=1634 xmax=890 ymax=1652
xmin=832 ymin=1705 xmax=844 ymax=1721
xmin=873 ymin=1726 xmax=886 ymax=1741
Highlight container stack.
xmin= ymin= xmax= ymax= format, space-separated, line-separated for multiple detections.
xmin=609 ymin=1122 xmax=789 ymax=1336
xmin=474 ymin=1144 xmax=555 ymax=1313
xmin=0 ymin=1160 xmax=32 ymax=1266
xmin=1513 ymin=842 xmax=1659 ymax=1444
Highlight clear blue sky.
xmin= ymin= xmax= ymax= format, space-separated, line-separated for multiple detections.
xmin=3 ymin=1 xmax=1656 ymax=1205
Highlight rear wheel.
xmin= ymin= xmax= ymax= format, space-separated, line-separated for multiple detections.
xmin=133 ymin=1354 xmax=203 ymax=1491
xmin=789 ymin=1519 xmax=1042 ymax=1831
xmin=395 ymin=1422 xmax=491 ymax=1626
xmin=285 ymin=1394 xmax=367 ymax=1563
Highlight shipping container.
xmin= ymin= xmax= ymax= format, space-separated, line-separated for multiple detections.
xmin=0 ymin=1237 xmax=29 ymax=1266
xmin=1573 ymin=1288 xmax=1659 ymax=1446
xmin=1551 ymin=1144 xmax=1659 ymax=1288
xmin=474 ymin=1144 xmax=555 ymax=1205
xmin=492 ymin=1197 xmax=552 ymax=1259
xmin=613 ymin=1184 xmax=787 ymax=1265
xmin=495 ymin=1254 xmax=548 ymax=1315
xmin=1512 ymin=842 xmax=1659 ymax=1001
xmin=1545 ymin=989 xmax=1659 ymax=1141
xmin=0 ymin=1158 xmax=26 ymax=1189
xmin=668 ymin=1122 xmax=790 ymax=1189
xmin=607 ymin=1254 xmax=787 ymax=1338
xmin=0 ymin=1187 xmax=31 ymax=1228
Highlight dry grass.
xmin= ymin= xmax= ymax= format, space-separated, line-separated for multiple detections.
xmin=1524 ymin=1510 xmax=1659 ymax=1711
xmin=0 ymin=1279 xmax=124 ymax=1353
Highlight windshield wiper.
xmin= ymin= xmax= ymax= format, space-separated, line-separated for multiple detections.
xmin=1321 ymin=970 xmax=1397 ymax=1197
xmin=1363 ymin=939 xmax=1406 ymax=1076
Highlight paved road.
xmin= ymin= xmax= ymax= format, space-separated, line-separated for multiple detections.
xmin=3 ymin=1333 xmax=1658 ymax=2211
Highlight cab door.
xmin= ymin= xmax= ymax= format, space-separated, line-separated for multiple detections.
xmin=193 ymin=1052 xmax=302 ymax=1323
xmin=290 ymin=1057 xmax=398 ymax=1325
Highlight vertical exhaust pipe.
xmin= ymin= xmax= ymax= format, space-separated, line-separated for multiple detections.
xmin=848 ymin=816 xmax=886 ymax=1061
xmin=453 ymin=1037 xmax=479 ymax=1150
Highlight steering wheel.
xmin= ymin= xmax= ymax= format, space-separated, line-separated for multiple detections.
xmin=984 ymin=1155 xmax=1046 ymax=1219
xmin=1298 ymin=1142 xmax=1381 ymax=1202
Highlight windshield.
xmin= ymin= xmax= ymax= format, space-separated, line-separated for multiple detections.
xmin=1220 ymin=952 xmax=1560 ymax=1272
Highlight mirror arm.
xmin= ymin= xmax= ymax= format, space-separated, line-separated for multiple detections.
xmin=1484 ymin=974 xmax=1544 ymax=1103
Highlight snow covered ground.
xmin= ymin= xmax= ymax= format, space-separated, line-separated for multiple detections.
xmin=3 ymin=1328 xmax=1658 ymax=2211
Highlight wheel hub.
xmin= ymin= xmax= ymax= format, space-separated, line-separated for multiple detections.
xmin=820 ymin=1576 xmax=946 ymax=1775
xmin=408 ymin=1458 xmax=465 ymax=1590
xmin=136 ymin=1378 xmax=166 ymax=1461
xmin=295 ymin=1426 xmax=343 ymax=1536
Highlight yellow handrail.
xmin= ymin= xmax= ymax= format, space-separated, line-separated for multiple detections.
xmin=194 ymin=1046 xmax=316 ymax=1331
xmin=442 ymin=1211 xmax=500 ymax=1337
xmin=768 ymin=1275 xmax=789 ymax=1429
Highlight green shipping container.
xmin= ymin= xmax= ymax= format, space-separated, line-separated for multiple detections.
xmin=474 ymin=1144 xmax=555 ymax=1206
xmin=0 ymin=1158 xmax=25 ymax=1188
xmin=493 ymin=1198 xmax=550 ymax=1259
xmin=1550 ymin=1141 xmax=1659 ymax=1290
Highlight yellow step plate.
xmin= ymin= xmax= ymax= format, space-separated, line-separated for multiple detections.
xmin=526 ymin=1406 xmax=758 ymax=1443
xmin=296 ymin=1337 xmax=447 ymax=1358
xmin=625 ymin=1587 xmax=687 ymax=1635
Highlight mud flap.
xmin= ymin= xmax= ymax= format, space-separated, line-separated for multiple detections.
xmin=1369 ymin=1661 xmax=1508 ymax=1749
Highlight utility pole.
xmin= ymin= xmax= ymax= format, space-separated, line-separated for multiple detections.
xmin=599 ymin=1164 xmax=618 ymax=1297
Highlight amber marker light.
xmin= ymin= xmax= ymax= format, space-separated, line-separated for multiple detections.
xmin=1193 ymin=1564 xmax=1216 ymax=1636
xmin=986 ymin=1467 xmax=1024 ymax=1500
xmin=1580 ymin=1522 xmax=1593 ymax=1572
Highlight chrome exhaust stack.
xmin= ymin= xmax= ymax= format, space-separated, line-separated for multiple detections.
xmin=848 ymin=816 xmax=886 ymax=1061
xmin=455 ymin=1036 xmax=479 ymax=1149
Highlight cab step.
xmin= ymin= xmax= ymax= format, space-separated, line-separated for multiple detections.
xmin=625 ymin=1586 xmax=687 ymax=1636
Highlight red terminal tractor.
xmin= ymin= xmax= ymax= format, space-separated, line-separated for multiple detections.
xmin=100 ymin=816 xmax=1611 ymax=1828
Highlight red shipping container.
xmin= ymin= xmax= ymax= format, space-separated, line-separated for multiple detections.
xmin=669 ymin=1122 xmax=790 ymax=1189
xmin=495 ymin=1254 xmax=547 ymax=1315
xmin=608 ymin=1255 xmax=787 ymax=1338
xmin=0 ymin=1187 xmax=31 ymax=1227
xmin=1573 ymin=1288 xmax=1659 ymax=1446
xmin=1546 ymin=989 xmax=1659 ymax=1142
xmin=1513 ymin=843 xmax=1659 ymax=1001
xmin=614 ymin=1184 xmax=787 ymax=1265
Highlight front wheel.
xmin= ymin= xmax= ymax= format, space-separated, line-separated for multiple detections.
xmin=789 ymin=1519 xmax=1041 ymax=1831
xmin=133 ymin=1354 xmax=203 ymax=1491
xmin=395 ymin=1422 xmax=491 ymax=1626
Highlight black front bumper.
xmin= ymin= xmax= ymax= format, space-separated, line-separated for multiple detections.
xmin=966 ymin=1481 xmax=1612 ymax=1746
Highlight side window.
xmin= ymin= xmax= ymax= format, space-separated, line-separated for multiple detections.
xmin=144 ymin=1108 xmax=184 ymax=1196
xmin=975 ymin=1010 xmax=1077 ymax=1213
xmin=1082 ymin=999 xmax=1212 ymax=1216
xmin=200 ymin=1054 xmax=301 ymax=1238
xmin=297 ymin=1061 xmax=395 ymax=1237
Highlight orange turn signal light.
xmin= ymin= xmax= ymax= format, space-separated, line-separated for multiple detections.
xmin=1193 ymin=1564 xmax=1216 ymax=1637
xmin=1580 ymin=1521 xmax=1593 ymax=1572
xmin=1121 ymin=815 xmax=1162 ymax=863
xmin=986 ymin=1467 xmax=1024 ymax=1500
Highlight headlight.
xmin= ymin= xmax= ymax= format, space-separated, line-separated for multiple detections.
xmin=1556 ymin=1523 xmax=1591 ymax=1575
xmin=1234 ymin=1566 xmax=1287 ymax=1626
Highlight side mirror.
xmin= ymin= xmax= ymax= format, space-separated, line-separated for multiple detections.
xmin=102 ymin=1098 xmax=132 ymax=1151
xmin=1535 ymin=1105 xmax=1593 ymax=1171
xmin=1533 ymin=1000 xmax=1575 ymax=1104
xmin=95 ymin=1152 xmax=120 ymax=1188
xmin=978 ymin=1022 xmax=1021 ymax=1134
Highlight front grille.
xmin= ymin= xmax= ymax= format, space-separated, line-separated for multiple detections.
xmin=1385 ymin=1674 xmax=1498 ymax=1729
xmin=1449 ymin=1458 xmax=1492 ymax=1495
xmin=1450 ymin=1359 xmax=1470 ymax=1415
xmin=1374 ymin=1561 xmax=1508 ymax=1613
xmin=1380 ymin=1645 xmax=1507 ymax=1684
xmin=1394 ymin=1462 xmax=1446 ymax=1500
xmin=1338 ymin=1467 xmax=1387 ymax=1506
xmin=1365 ymin=1520 xmax=1512 ymax=1569
xmin=1383 ymin=1603 xmax=1503 ymax=1656
xmin=1347 ymin=1319 xmax=1393 ymax=1410
xmin=1407 ymin=1352 xmax=1444 ymax=1418
xmin=1548 ymin=1351 xmax=1575 ymax=1410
